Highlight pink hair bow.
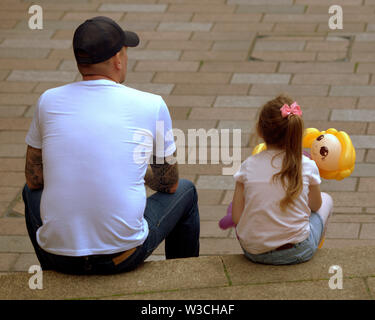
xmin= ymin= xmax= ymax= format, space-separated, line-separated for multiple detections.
xmin=280 ymin=102 xmax=302 ymax=118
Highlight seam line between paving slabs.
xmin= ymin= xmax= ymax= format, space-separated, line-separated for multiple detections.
xmin=220 ymin=256 xmax=232 ymax=286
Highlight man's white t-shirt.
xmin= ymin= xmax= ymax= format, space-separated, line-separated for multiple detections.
xmin=26 ymin=79 xmax=176 ymax=256
xmin=234 ymin=150 xmax=321 ymax=255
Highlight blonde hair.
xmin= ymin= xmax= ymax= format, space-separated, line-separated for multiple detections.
xmin=256 ymin=94 xmax=304 ymax=212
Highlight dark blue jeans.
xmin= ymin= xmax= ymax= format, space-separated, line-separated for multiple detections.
xmin=22 ymin=179 xmax=200 ymax=275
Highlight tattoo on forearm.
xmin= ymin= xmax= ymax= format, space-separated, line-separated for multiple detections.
xmin=25 ymin=146 xmax=44 ymax=190
xmin=145 ymin=155 xmax=179 ymax=193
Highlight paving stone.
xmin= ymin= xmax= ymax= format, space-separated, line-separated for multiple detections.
xmin=189 ymin=107 xmax=258 ymax=121
xmin=367 ymin=150 xmax=375 ymax=162
xmin=250 ymin=84 xmax=329 ymax=97
xmin=254 ymin=40 xmax=305 ymax=52
xmin=0 ymin=172 xmax=25 ymax=187
xmin=62 ymin=12 xmax=124 ymax=21
xmin=214 ymin=96 xmax=271 ymax=108
xmin=181 ymin=51 xmax=248 ymax=61
xmin=326 ymin=223 xmax=361 ymax=239
xmin=0 ymin=159 xmax=25 ymax=172
xmin=232 ymin=73 xmax=291 ymax=84
xmin=200 ymin=238 xmax=243 ymax=255
xmin=212 ymin=23 xmax=274 ymax=33
xmin=167 ymin=4 xmax=235 ymax=13
xmin=304 ymin=122 xmax=367 ymax=135
xmin=135 ymin=61 xmax=199 ymax=72
xmin=298 ymin=97 xmax=357 ymax=110
xmin=350 ymin=135 xmax=375 ymax=148
xmin=331 ymin=110 xmax=375 ymax=122
xmin=359 ymin=224 xmax=375 ymax=240
xmin=137 ymin=31 xmax=192 ymax=41
xmin=230 ymin=0 xmax=293 ymax=4
xmin=154 ymin=72 xmax=231 ymax=84
xmin=199 ymin=205 xmax=228 ymax=221
xmin=320 ymin=178 xmax=357 ymax=192
xmin=12 ymin=253 xmax=40 ymax=272
xmin=0 ymin=39 xmax=71 ymax=49
xmin=147 ymin=40 xmax=212 ymax=51
xmin=0 ymin=144 xmax=27 ymax=157
xmin=292 ymin=74 xmax=370 ymax=86
xmin=124 ymin=12 xmax=193 ymax=22
xmin=330 ymin=192 xmax=375 ymax=207
xmin=126 ymin=83 xmax=174 ymax=95
xmin=0 ymin=187 xmax=20 ymax=202
xmin=217 ymin=120 xmax=255 ymax=133
xmin=0 ymin=82 xmax=37 ymax=93
xmin=158 ymin=22 xmax=212 ymax=32
xmin=237 ymin=4 xmax=305 ymax=13
xmin=127 ymin=50 xmax=181 ymax=60
xmin=212 ymin=40 xmax=252 ymax=51
xmin=200 ymin=221 xmax=229 ymax=238
xmin=0 ymin=253 xmax=18 ymax=272
xmin=0 ymin=256 xmax=229 ymax=300
xmin=192 ymin=31 xmax=255 ymax=41
xmin=252 ymin=51 xmax=317 ymax=62
xmin=173 ymin=84 xmax=249 ymax=96
xmin=197 ymin=189 xmax=223 ymax=205
xmin=196 ymin=175 xmax=235 ymax=190
xmin=0 ymin=236 xmax=34 ymax=253
xmin=100 ymin=4 xmax=167 ymax=12
xmin=193 ymin=13 xmax=261 ymax=22
xmin=352 ymin=164 xmax=375 ymax=177
xmin=223 ymin=246 xmax=375 ymax=287
xmin=367 ymin=277 xmax=375 ymax=298
xmin=164 ymin=95 xmax=215 ymax=108
xmin=330 ymin=86 xmax=375 ymax=97
xmin=0 ymin=106 xmax=27 ymax=117
xmin=8 ymin=71 xmax=77 ymax=82
xmin=0 ymin=218 xmax=27 ymax=236
xmin=202 ymin=62 xmax=277 ymax=73
xmin=279 ymin=62 xmax=355 ymax=74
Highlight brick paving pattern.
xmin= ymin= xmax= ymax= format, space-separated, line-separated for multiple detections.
xmin=0 ymin=0 xmax=375 ymax=272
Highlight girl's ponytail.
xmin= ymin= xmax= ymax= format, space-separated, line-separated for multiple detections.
xmin=257 ymin=94 xmax=304 ymax=212
xmin=276 ymin=114 xmax=304 ymax=212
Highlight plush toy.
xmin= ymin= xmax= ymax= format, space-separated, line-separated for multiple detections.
xmin=302 ymin=128 xmax=356 ymax=180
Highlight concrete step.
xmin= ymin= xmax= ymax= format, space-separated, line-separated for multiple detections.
xmin=0 ymin=247 xmax=374 ymax=300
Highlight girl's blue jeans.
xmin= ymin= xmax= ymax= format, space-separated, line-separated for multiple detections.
xmin=242 ymin=212 xmax=324 ymax=265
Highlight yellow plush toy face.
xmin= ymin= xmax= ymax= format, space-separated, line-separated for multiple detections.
xmin=303 ymin=128 xmax=356 ymax=180
xmin=311 ymin=133 xmax=342 ymax=171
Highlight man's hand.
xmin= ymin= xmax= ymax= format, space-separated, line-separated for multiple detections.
xmin=25 ymin=145 xmax=44 ymax=190
xmin=145 ymin=154 xmax=179 ymax=193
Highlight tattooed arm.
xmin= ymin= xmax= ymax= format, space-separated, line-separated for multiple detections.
xmin=144 ymin=154 xmax=179 ymax=194
xmin=25 ymin=145 xmax=44 ymax=190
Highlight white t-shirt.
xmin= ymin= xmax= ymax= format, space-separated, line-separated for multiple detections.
xmin=234 ymin=149 xmax=321 ymax=254
xmin=26 ymin=79 xmax=176 ymax=256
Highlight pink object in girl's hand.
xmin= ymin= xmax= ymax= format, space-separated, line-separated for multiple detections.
xmin=219 ymin=202 xmax=236 ymax=230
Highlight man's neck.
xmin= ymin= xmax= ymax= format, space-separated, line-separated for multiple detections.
xmin=82 ymin=74 xmax=118 ymax=83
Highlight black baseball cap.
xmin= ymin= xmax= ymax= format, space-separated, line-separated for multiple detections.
xmin=73 ymin=16 xmax=139 ymax=64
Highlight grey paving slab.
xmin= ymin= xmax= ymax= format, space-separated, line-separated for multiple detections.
xmin=112 ymin=278 xmax=371 ymax=300
xmin=0 ymin=256 xmax=228 ymax=300
xmin=222 ymin=247 xmax=375 ymax=287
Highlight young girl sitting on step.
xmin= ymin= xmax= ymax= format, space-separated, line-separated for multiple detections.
xmin=230 ymin=94 xmax=333 ymax=265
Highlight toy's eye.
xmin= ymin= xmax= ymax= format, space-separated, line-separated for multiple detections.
xmin=320 ymin=146 xmax=328 ymax=158
xmin=317 ymin=135 xmax=324 ymax=141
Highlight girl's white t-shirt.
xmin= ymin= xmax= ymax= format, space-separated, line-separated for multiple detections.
xmin=234 ymin=149 xmax=321 ymax=255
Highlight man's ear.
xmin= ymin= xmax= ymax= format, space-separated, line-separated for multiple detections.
xmin=113 ymin=51 xmax=122 ymax=70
